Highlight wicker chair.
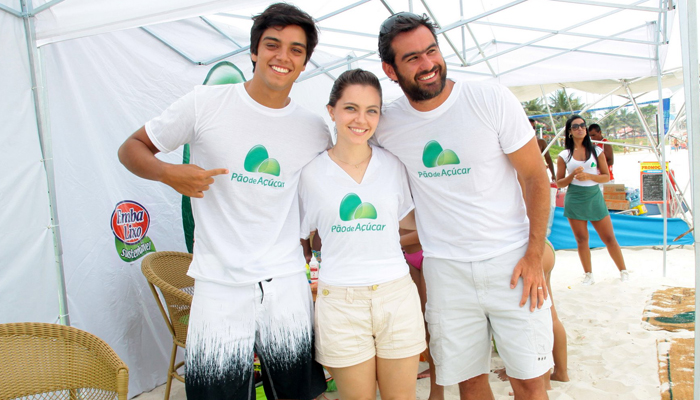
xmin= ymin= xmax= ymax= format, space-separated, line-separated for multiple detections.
xmin=0 ymin=322 xmax=129 ymax=400
xmin=141 ymin=251 xmax=194 ymax=400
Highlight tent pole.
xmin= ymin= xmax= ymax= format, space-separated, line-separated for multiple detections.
xmin=624 ymin=84 xmax=686 ymax=219
xmin=541 ymin=85 xmax=558 ymax=143
xmin=315 ymin=0 xmax=372 ymax=21
xmin=655 ymin=0 xmax=667 ymax=277
xmin=20 ymin=0 xmax=70 ymax=326
xmin=460 ymin=0 xmax=466 ymax=59
xmin=0 ymin=3 xmax=22 ymax=16
xmin=677 ymin=0 xmax=700 ymax=398
xmin=562 ymin=87 xmax=574 ymax=114
xmin=420 ymin=0 xmax=471 ymax=68
xmin=668 ymin=102 xmax=686 ymax=135
xmin=541 ymin=83 xmax=623 ymax=156
xmin=626 ymin=89 xmax=659 ymax=149
xmin=459 ymin=0 xmax=652 ymax=67
xmin=299 ymin=52 xmax=376 ymax=81
xmin=473 ymin=20 xmax=659 ymax=47
xmin=552 ymin=0 xmax=665 ymax=12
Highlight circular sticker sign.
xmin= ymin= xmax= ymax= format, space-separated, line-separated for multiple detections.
xmin=111 ymin=200 xmax=150 ymax=245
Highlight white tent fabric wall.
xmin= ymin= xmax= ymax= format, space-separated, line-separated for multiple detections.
xmin=41 ymin=28 xmax=191 ymax=395
xmin=0 ymin=3 xmax=59 ymax=324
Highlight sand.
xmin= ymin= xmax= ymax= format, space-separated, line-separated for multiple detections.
xmin=133 ymin=148 xmax=697 ymax=400
xmin=482 ymin=246 xmax=695 ymax=400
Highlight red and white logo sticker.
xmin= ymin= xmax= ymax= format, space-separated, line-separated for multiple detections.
xmin=111 ymin=200 xmax=150 ymax=245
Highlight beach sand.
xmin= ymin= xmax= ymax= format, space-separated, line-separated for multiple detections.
xmin=482 ymin=246 xmax=695 ymax=400
xmin=134 ymin=147 xmax=696 ymax=400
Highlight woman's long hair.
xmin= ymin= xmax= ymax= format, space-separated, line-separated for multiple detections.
xmin=564 ymin=115 xmax=596 ymax=162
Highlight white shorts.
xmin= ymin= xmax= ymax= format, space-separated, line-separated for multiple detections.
xmin=185 ymin=272 xmax=326 ymax=400
xmin=423 ymin=244 xmax=553 ymax=384
xmin=314 ymin=274 xmax=426 ymax=368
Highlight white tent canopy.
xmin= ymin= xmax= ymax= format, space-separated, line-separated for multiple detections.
xmin=3 ymin=0 xmax=698 ymax=397
xmin=508 ymin=68 xmax=685 ymax=102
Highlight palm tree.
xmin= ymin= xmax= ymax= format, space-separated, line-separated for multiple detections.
xmin=548 ymin=89 xmax=587 ymax=130
xmin=522 ymin=98 xmax=545 ymax=115
xmin=617 ymin=108 xmax=644 ymax=146
xmin=521 ymin=98 xmax=551 ymax=137
xmin=594 ymin=113 xmax=618 ymax=137
xmin=640 ymin=104 xmax=658 ymax=134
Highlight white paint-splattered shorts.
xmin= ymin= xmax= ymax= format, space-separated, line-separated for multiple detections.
xmin=184 ymin=271 xmax=326 ymax=400
xmin=423 ymin=244 xmax=554 ymax=385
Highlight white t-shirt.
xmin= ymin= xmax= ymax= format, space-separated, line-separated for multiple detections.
xmin=374 ymin=80 xmax=533 ymax=262
xmin=146 ymin=83 xmax=332 ymax=285
xmin=298 ymin=146 xmax=414 ymax=286
xmin=558 ymin=147 xmax=604 ymax=187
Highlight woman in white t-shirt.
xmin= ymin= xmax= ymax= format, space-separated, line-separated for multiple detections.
xmin=556 ymin=115 xmax=628 ymax=285
xmin=298 ymin=69 xmax=425 ymax=400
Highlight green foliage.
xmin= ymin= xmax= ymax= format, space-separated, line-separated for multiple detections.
xmin=523 ymin=89 xmax=589 ymax=134
xmin=522 ymin=98 xmax=545 ymax=115
xmin=522 ymin=90 xmax=661 ymax=150
xmin=608 ymin=137 xmax=653 ymax=153
xmin=547 ymin=142 xmax=565 ymax=160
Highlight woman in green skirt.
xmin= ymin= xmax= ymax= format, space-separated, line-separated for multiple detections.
xmin=556 ymin=115 xmax=628 ymax=285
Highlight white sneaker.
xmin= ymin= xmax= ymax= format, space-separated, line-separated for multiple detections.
xmin=620 ymin=270 xmax=629 ymax=282
xmin=582 ymin=272 xmax=594 ymax=285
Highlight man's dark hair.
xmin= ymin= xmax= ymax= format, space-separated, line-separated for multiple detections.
xmin=250 ymin=3 xmax=319 ymax=71
xmin=588 ymin=123 xmax=602 ymax=132
xmin=378 ymin=12 xmax=438 ymax=67
xmin=529 ymin=118 xmax=536 ymax=123
xmin=328 ymin=69 xmax=383 ymax=108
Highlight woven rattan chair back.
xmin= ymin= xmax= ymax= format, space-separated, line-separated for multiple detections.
xmin=141 ymin=251 xmax=194 ymax=399
xmin=0 ymin=322 xmax=129 ymax=400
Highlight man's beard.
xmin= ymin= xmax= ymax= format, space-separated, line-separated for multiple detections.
xmin=395 ymin=64 xmax=447 ymax=102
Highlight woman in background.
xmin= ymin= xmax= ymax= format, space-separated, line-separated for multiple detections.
xmin=556 ymin=115 xmax=628 ymax=285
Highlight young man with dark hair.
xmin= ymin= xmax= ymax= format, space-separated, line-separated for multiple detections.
xmin=375 ymin=12 xmax=552 ymax=400
xmin=588 ymin=123 xmax=614 ymax=182
xmin=118 ymin=3 xmax=330 ymax=399
xmin=248 ymin=2 xmax=318 ymax=71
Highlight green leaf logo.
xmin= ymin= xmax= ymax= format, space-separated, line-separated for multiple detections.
xmin=422 ymin=140 xmax=460 ymax=168
xmin=339 ymin=193 xmax=377 ymax=221
xmin=591 ymin=162 xmax=597 ymax=168
xmin=203 ymin=61 xmax=246 ymax=86
xmin=244 ymin=145 xmax=281 ymax=176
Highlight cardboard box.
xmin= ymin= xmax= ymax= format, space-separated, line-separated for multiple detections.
xmin=605 ymin=199 xmax=630 ymax=210
xmin=604 ymin=192 xmax=627 ymax=201
xmin=603 ymin=184 xmax=626 ymax=193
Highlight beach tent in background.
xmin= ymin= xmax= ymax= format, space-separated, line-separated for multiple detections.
xmin=3 ymin=0 xmax=699 ymax=397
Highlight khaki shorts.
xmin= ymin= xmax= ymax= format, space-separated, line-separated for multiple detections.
xmin=314 ymin=274 xmax=426 ymax=368
xmin=423 ymin=244 xmax=554 ymax=384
